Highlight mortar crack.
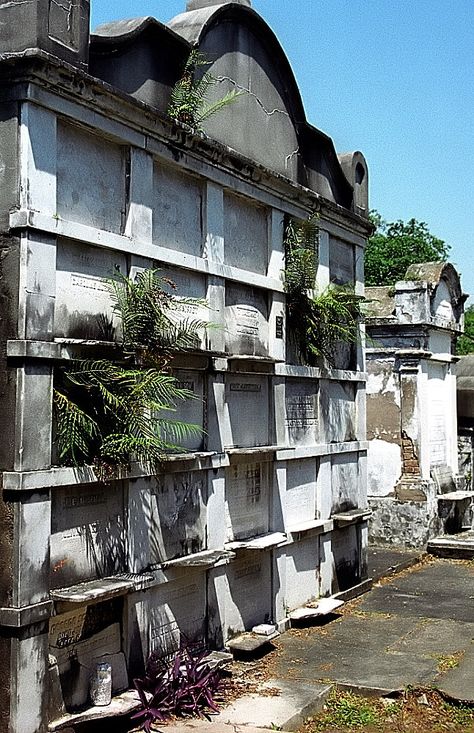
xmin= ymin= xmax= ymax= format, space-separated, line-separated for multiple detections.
xmin=216 ymin=76 xmax=290 ymax=118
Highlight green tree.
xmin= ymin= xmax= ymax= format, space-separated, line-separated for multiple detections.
xmin=365 ymin=212 xmax=450 ymax=286
xmin=456 ymin=304 xmax=474 ymax=355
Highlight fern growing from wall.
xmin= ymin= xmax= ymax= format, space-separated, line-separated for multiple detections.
xmin=284 ymin=214 xmax=365 ymax=367
xmin=53 ymin=269 xmax=207 ymax=471
xmin=167 ymin=50 xmax=243 ymax=131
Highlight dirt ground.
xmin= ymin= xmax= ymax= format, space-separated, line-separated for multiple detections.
xmin=298 ymin=686 xmax=474 ymax=733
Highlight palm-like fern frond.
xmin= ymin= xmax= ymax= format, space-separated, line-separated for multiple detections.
xmin=53 ymin=267 xmax=208 ymax=470
xmin=167 ymin=50 xmax=244 ymax=130
xmin=284 ymin=214 xmax=364 ymax=366
xmin=53 ymin=389 xmax=99 ymax=464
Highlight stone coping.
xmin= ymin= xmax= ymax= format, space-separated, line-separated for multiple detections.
xmin=2 ymin=443 xmax=369 ymax=491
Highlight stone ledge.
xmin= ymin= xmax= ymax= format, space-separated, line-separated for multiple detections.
xmin=225 ymin=532 xmax=287 ymax=551
xmin=288 ymin=518 xmax=333 ymax=536
xmin=289 ymin=597 xmax=344 ymax=621
xmin=9 ymin=208 xmax=285 ymax=293
xmin=2 ymin=453 xmax=219 ymax=492
xmin=162 ymin=549 xmax=235 ymax=568
xmin=275 ymin=362 xmax=367 ymax=382
xmin=226 ymin=630 xmax=280 ymax=653
xmin=0 ymin=599 xmax=53 ymax=628
xmin=48 ymin=689 xmax=141 ymax=731
xmin=276 ymin=441 xmax=369 ymax=461
xmin=438 ymin=491 xmax=474 ymax=501
xmin=332 ymin=509 xmax=372 ymax=527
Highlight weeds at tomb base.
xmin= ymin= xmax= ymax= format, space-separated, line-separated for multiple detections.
xmin=298 ymin=686 xmax=474 ymax=733
xmin=130 ymin=644 xmax=224 ymax=731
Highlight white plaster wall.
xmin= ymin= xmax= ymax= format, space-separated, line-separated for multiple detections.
xmin=367 ymin=439 xmax=402 ymax=497
xmin=57 ymin=122 xmax=125 ymax=232
xmin=153 ymin=162 xmax=204 ymax=256
xmin=427 ymin=361 xmax=448 ymax=466
xmin=224 ymin=191 xmax=269 ymax=275
xmin=284 ymin=537 xmax=320 ymax=611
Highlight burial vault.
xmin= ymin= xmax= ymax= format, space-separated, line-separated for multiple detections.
xmin=0 ymin=0 xmax=371 ymax=730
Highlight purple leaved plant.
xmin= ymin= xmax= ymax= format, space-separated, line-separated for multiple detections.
xmin=131 ymin=644 xmax=222 ymax=732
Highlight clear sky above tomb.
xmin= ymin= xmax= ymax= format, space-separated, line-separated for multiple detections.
xmin=91 ymin=0 xmax=473 ymax=301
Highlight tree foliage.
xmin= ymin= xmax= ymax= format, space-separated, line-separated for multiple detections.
xmin=365 ymin=212 xmax=450 ymax=286
xmin=456 ymin=304 xmax=474 ymax=355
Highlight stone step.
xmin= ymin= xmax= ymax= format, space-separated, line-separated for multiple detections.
xmin=226 ymin=630 xmax=280 ymax=654
xmin=289 ymin=597 xmax=344 ymax=622
xmin=428 ymin=530 xmax=474 ymax=559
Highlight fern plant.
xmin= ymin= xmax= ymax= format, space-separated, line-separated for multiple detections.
xmin=167 ymin=50 xmax=243 ymax=131
xmin=53 ymin=270 xmax=207 ymax=470
xmin=284 ymin=215 xmax=365 ymax=366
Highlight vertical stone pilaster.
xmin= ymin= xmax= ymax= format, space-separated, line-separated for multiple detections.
xmin=125 ymin=148 xmax=153 ymax=244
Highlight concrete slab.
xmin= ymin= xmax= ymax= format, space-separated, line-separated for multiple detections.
xmin=266 ymin=559 xmax=474 ymax=703
xmin=437 ymin=643 xmax=474 ymax=702
xmin=218 ymin=679 xmax=331 ymax=731
xmin=368 ymin=545 xmax=423 ymax=581
xmin=359 ymin=559 xmax=474 ymax=622
xmin=162 ymin=723 xmax=292 ymax=733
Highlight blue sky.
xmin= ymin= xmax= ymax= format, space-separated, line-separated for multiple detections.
xmin=91 ymin=1 xmax=473 ymax=300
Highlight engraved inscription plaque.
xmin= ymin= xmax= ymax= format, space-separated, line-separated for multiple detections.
xmin=50 ymin=482 xmax=126 ymax=587
xmin=225 ymin=374 xmax=269 ymax=448
xmin=55 ymin=239 xmax=126 ymax=339
xmin=285 ymin=379 xmax=318 ymax=446
xmin=225 ymin=283 xmax=269 ymax=356
xmin=225 ymin=462 xmax=269 ymax=540
xmin=148 ymin=470 xmax=208 ymax=565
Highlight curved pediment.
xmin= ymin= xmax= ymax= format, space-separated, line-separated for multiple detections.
xmin=405 ymin=261 xmax=466 ymax=323
xmin=89 ymin=3 xmax=365 ymax=210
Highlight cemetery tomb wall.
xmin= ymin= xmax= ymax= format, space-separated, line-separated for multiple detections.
xmin=0 ymin=5 xmax=372 ymax=729
xmin=57 ymin=121 xmax=126 ymax=234
xmin=50 ymin=481 xmax=126 ymax=588
xmin=152 ymin=162 xmax=204 ymax=257
xmin=285 ymin=379 xmax=319 ymax=447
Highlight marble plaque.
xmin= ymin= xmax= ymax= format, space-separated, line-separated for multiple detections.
xmin=331 ymin=453 xmax=359 ymax=514
xmin=286 ymin=459 xmax=317 ymax=527
xmin=285 ymin=380 xmax=319 ymax=446
xmin=225 ymin=462 xmax=269 ymax=540
xmin=49 ymin=601 xmax=124 ymax=709
xmin=225 ymin=283 xmax=269 ymax=356
xmin=148 ymin=470 xmax=208 ymax=565
xmin=153 ymin=163 xmax=204 ymax=257
xmin=162 ymin=369 xmax=205 ymax=452
xmin=55 ymin=239 xmax=126 ymax=339
xmin=319 ymin=381 xmax=357 ymax=443
xmin=225 ymin=374 xmax=269 ymax=448
xmin=224 ymin=192 xmax=269 ymax=275
xmin=329 ymin=237 xmax=355 ymax=285
xmin=57 ymin=122 xmax=125 ymax=233
xmin=51 ymin=482 xmax=126 ymax=587
xmin=208 ymin=551 xmax=272 ymax=643
xmin=284 ymin=537 xmax=320 ymax=610
xmin=158 ymin=265 xmax=209 ymax=349
xmin=130 ymin=576 xmax=207 ymax=659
